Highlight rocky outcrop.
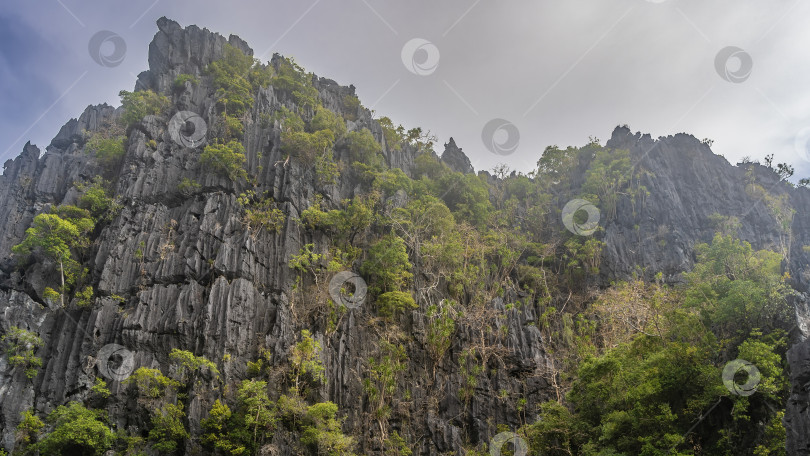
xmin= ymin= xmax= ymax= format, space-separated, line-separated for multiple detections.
xmin=601 ymin=127 xmax=809 ymax=289
xmin=136 ymin=16 xmax=252 ymax=95
xmin=0 ymin=18 xmax=809 ymax=455
xmin=440 ymin=138 xmax=473 ymax=174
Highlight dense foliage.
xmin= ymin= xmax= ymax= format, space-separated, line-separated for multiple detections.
xmin=35 ymin=402 xmax=114 ymax=455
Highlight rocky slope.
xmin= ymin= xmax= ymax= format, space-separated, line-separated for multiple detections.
xmin=0 ymin=17 xmax=808 ymax=455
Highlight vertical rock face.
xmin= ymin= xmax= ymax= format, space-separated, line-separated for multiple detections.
xmin=0 ymin=17 xmax=809 ymax=454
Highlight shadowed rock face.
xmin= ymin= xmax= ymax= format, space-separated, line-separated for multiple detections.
xmin=0 ymin=17 xmax=809 ymax=454
xmin=441 ymin=138 xmax=474 ymax=174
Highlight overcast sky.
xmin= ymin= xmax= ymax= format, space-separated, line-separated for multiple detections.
xmin=1 ymin=0 xmax=809 ymax=180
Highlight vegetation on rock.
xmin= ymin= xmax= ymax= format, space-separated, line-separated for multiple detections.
xmin=4 ymin=30 xmax=804 ymax=456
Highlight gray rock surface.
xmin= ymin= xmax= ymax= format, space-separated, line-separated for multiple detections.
xmin=440 ymin=138 xmax=474 ymax=174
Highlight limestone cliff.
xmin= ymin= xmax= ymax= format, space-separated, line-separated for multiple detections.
xmin=0 ymin=17 xmax=809 ymax=455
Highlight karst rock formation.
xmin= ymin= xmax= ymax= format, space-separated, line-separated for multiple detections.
xmin=1 ymin=17 xmax=809 ymax=455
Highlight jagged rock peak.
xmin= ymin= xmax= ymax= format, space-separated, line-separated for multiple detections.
xmin=606 ymin=125 xmax=714 ymax=156
xmin=136 ymin=17 xmax=253 ymax=93
xmin=440 ymin=137 xmax=474 ymax=174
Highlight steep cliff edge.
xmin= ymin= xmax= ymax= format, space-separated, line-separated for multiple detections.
xmin=0 ymin=18 xmax=808 ymax=455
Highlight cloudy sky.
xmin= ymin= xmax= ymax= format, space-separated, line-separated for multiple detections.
xmin=1 ymin=0 xmax=809 ymax=180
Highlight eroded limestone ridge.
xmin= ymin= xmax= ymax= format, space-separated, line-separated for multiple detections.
xmin=0 ymin=16 xmax=808 ymax=455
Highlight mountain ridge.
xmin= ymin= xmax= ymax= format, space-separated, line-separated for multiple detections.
xmin=0 ymin=16 xmax=809 ymax=455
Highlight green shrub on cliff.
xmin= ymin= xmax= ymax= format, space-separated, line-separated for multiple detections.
xmin=119 ymin=89 xmax=170 ymax=127
xmin=2 ymin=326 xmax=42 ymax=379
xmin=85 ymin=133 xmax=126 ymax=170
xmin=300 ymin=401 xmax=355 ymax=455
xmin=149 ymin=403 xmax=189 ymax=454
xmin=200 ymin=140 xmax=247 ymax=181
xmin=12 ymin=208 xmax=94 ymax=303
xmin=361 ymin=235 xmax=412 ymax=294
xmin=271 ymin=56 xmax=319 ymax=110
xmin=15 ymin=409 xmax=44 ymax=452
xmin=36 ymin=402 xmax=114 ymax=456
xmin=208 ymin=45 xmax=255 ymax=118
xmin=345 ymin=128 xmax=382 ymax=166
xmin=173 ymin=73 xmax=199 ymax=90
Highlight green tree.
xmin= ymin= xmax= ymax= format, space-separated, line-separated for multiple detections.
xmin=169 ymin=349 xmax=220 ymax=384
xmin=290 ymin=330 xmax=325 ymax=392
xmin=361 ymin=235 xmax=413 ymax=295
xmin=434 ymin=172 xmax=492 ymax=227
xmin=177 ymin=177 xmax=201 ymax=196
xmin=238 ymin=380 xmax=276 ymax=447
xmin=363 ymin=341 xmax=407 ymax=426
xmin=520 ymin=234 xmax=792 ymax=455
xmin=310 ymin=106 xmax=346 ymax=137
xmin=372 ymin=167 xmax=412 ymax=197
xmin=201 ymin=399 xmax=249 ymax=455
xmin=533 ymin=145 xmax=582 ymax=192
xmin=315 ymin=149 xmax=341 ymax=186
xmin=2 ymin=326 xmax=43 ymax=379
xmin=300 ymin=402 xmax=355 ymax=455
xmin=342 ymin=94 xmax=361 ymax=121
xmin=15 ymin=409 xmax=44 ymax=452
xmin=173 ymin=73 xmax=200 ymax=90
xmin=345 ymin=128 xmax=382 ymax=166
xmin=376 ymin=291 xmax=417 ymax=320
xmin=12 ymin=210 xmax=94 ymax=305
xmin=567 ymin=335 xmax=721 ymax=455
xmin=413 ymin=151 xmax=449 ymax=180
xmin=271 ymin=56 xmax=319 ymax=110
xmin=384 ymin=431 xmax=412 ymax=456
xmin=283 ymin=129 xmax=335 ymax=161
xmin=148 ymin=403 xmax=189 ymax=454
xmin=300 ymin=197 xmax=373 ymax=244
xmin=240 ymin=192 xmax=286 ymax=235
xmin=524 ymin=401 xmax=577 ymax=456
xmin=377 ymin=116 xmax=405 ymax=152
xmin=405 ymin=126 xmax=436 ymax=152
xmin=43 ymin=287 xmax=61 ymax=307
xmin=273 ymin=106 xmax=305 ymax=134
xmin=426 ymin=300 xmax=456 ymax=370
xmin=91 ymin=377 xmax=111 ymax=399
xmin=125 ymin=367 xmax=179 ymax=399
xmin=391 ymin=195 xmax=455 ymax=266
xmin=76 ymin=176 xmax=118 ymax=220
xmin=75 ymin=285 xmax=94 ymax=308
xmin=37 ymin=402 xmax=114 ymax=456
xmin=208 ymin=44 xmax=258 ymax=138
xmin=735 ymin=332 xmax=788 ymax=403
xmin=684 ymin=234 xmax=792 ymax=343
